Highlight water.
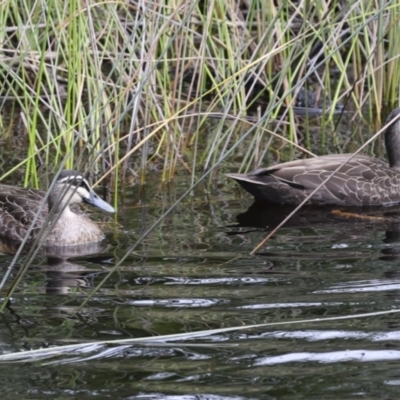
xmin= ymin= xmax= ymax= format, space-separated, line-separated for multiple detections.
xmin=1 ymin=174 xmax=400 ymax=399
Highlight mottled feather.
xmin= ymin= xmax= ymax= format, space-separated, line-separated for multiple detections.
xmin=227 ymin=109 xmax=400 ymax=206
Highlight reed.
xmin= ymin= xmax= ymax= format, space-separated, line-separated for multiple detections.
xmin=0 ymin=1 xmax=397 ymax=183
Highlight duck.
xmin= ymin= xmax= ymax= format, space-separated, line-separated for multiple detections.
xmin=0 ymin=170 xmax=115 ymax=247
xmin=227 ymin=108 xmax=400 ymax=206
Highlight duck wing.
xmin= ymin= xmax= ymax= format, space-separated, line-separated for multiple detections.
xmin=0 ymin=185 xmax=47 ymax=242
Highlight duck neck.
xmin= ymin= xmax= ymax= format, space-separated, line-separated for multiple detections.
xmin=385 ymin=125 xmax=400 ymax=171
xmin=48 ymin=197 xmax=62 ymax=215
xmin=48 ymin=195 xmax=72 ymax=220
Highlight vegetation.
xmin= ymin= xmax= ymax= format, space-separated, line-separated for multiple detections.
xmin=0 ymin=0 xmax=398 ymax=187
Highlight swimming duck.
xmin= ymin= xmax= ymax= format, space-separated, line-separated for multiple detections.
xmin=227 ymin=108 xmax=400 ymax=206
xmin=0 ymin=170 xmax=114 ymax=247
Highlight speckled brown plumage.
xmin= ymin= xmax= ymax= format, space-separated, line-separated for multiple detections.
xmin=0 ymin=185 xmax=47 ymax=243
xmin=227 ymin=108 xmax=400 ymax=206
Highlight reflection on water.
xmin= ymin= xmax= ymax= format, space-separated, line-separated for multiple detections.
xmin=44 ymin=255 xmax=110 ymax=295
xmin=234 ymin=200 xmax=400 ymax=260
xmin=2 ymin=181 xmax=400 ymax=399
xmin=253 ymin=349 xmax=400 ymax=365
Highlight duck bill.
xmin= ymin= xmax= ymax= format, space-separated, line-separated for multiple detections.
xmin=85 ymin=190 xmax=115 ymax=213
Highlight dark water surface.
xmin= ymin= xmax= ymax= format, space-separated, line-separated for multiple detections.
xmin=1 ymin=176 xmax=400 ymax=399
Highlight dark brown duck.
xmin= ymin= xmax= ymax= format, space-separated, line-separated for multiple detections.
xmin=227 ymin=108 xmax=400 ymax=206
